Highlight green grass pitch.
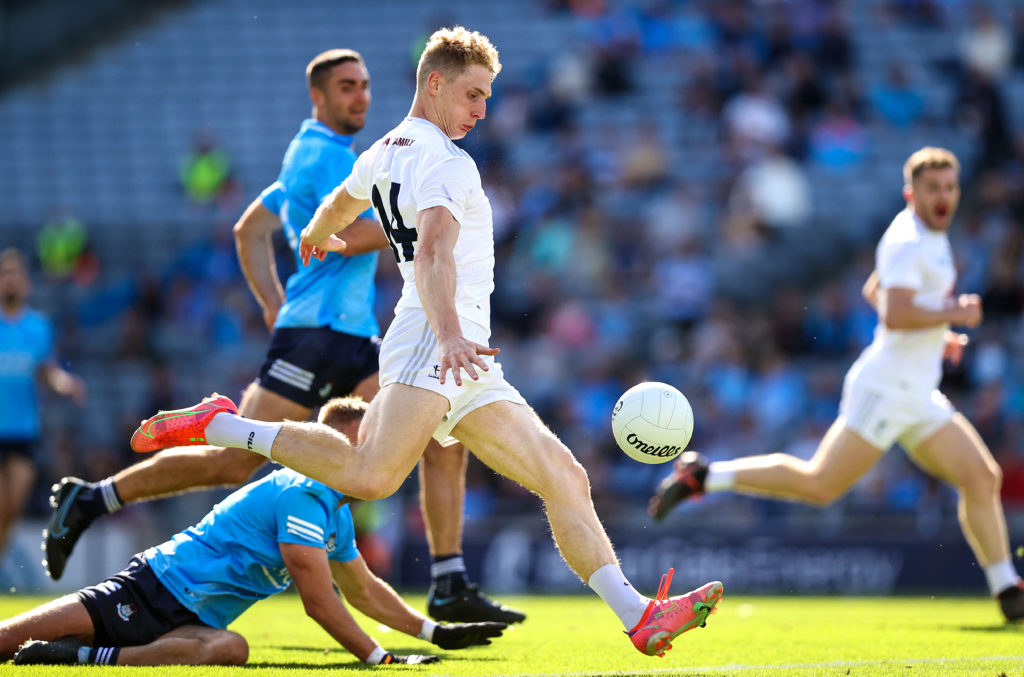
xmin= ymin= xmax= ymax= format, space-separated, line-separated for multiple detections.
xmin=3 ymin=593 xmax=1024 ymax=675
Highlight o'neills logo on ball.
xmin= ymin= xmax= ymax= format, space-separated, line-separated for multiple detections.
xmin=626 ymin=433 xmax=681 ymax=457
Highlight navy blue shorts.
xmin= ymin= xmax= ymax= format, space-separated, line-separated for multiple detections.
xmin=77 ymin=555 xmax=208 ymax=646
xmin=0 ymin=439 xmax=38 ymax=464
xmin=257 ymin=327 xmax=381 ymax=408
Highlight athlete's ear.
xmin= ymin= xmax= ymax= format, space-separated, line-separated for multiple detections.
xmin=902 ymin=184 xmax=913 ymax=204
xmin=427 ymin=70 xmax=443 ymax=95
xmin=309 ymin=86 xmax=326 ymax=109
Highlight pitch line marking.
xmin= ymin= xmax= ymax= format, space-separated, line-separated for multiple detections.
xmin=518 ymin=654 xmax=1024 ymax=676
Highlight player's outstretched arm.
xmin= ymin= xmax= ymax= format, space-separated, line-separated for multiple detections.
xmin=300 ymin=186 xmax=373 ymax=265
xmin=330 ymin=557 xmax=506 ymax=650
xmin=281 ymin=543 xmax=425 ymax=665
xmin=233 ymin=197 xmax=285 ymax=330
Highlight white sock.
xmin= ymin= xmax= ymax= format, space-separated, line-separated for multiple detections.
xmin=587 ymin=564 xmax=650 ymax=629
xmin=984 ymin=559 xmax=1020 ymax=596
xmin=705 ymin=462 xmax=736 ymax=492
xmin=204 ymin=413 xmax=281 ymax=459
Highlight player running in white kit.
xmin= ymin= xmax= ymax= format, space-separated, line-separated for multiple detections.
xmin=650 ymin=147 xmax=1024 ymax=622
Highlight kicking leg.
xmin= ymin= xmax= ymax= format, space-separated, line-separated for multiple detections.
xmin=452 ymin=401 xmax=720 ymax=655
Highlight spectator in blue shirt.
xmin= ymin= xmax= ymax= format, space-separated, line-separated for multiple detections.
xmin=0 ymin=248 xmax=84 ymax=559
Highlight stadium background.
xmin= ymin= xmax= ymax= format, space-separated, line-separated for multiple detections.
xmin=1 ymin=0 xmax=1022 ymax=599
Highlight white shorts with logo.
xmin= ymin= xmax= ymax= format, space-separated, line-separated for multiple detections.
xmin=839 ymin=367 xmax=955 ymax=451
xmin=378 ymin=308 xmax=526 ymax=447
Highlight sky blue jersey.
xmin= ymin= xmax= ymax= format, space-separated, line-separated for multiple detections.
xmin=260 ymin=119 xmax=380 ymax=337
xmin=146 ymin=467 xmax=359 ymax=629
xmin=0 ymin=308 xmax=54 ymax=439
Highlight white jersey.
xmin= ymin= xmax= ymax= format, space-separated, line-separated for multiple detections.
xmin=343 ymin=117 xmax=494 ymax=331
xmin=848 ymin=208 xmax=956 ymax=395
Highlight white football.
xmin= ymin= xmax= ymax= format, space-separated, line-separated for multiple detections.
xmin=611 ymin=382 xmax=693 ymax=464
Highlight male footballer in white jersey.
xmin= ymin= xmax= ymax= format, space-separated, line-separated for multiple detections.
xmin=651 ymin=146 xmax=1024 ymax=621
xmin=128 ymin=26 xmax=723 ymax=658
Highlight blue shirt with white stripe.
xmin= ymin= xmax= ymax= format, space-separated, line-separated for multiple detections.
xmin=146 ymin=467 xmax=358 ymax=629
xmin=0 ymin=308 xmax=54 ymax=440
xmin=260 ymin=119 xmax=380 ymax=337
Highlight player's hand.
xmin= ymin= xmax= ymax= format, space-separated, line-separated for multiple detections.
xmin=438 ymin=336 xmax=500 ymax=386
xmin=943 ymin=330 xmax=969 ymax=366
xmin=951 ymin=294 xmax=982 ymax=328
xmin=299 ymin=226 xmax=347 ymax=266
xmin=432 ymin=622 xmax=507 ymax=649
xmin=381 ymin=652 xmax=439 ymax=665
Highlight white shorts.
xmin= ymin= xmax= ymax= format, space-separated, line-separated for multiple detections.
xmin=839 ymin=371 xmax=955 ymax=451
xmin=378 ymin=308 xmax=526 ymax=447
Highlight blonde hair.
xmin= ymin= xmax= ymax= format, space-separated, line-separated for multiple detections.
xmin=416 ymin=26 xmax=501 ymax=91
xmin=317 ymin=396 xmax=369 ymax=431
xmin=903 ymin=147 xmax=960 ymax=187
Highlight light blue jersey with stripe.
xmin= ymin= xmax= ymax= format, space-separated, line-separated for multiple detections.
xmin=146 ymin=467 xmax=358 ymax=629
xmin=0 ymin=308 xmax=54 ymax=439
xmin=260 ymin=119 xmax=380 ymax=337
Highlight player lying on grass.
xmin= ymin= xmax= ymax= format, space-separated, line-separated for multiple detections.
xmin=0 ymin=397 xmax=505 ymax=666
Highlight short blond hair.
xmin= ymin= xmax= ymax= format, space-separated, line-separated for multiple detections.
xmin=903 ymin=147 xmax=960 ymax=187
xmin=416 ymin=26 xmax=501 ymax=92
xmin=317 ymin=396 xmax=369 ymax=431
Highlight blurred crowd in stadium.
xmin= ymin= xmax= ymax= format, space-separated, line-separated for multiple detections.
xmin=5 ymin=0 xmax=1024 ymax=568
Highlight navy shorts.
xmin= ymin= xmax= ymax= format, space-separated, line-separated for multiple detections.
xmin=0 ymin=439 xmax=38 ymax=464
xmin=257 ymin=327 xmax=381 ymax=408
xmin=77 ymin=555 xmax=208 ymax=646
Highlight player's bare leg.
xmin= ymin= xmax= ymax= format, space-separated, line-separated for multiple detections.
xmin=419 ymin=440 xmax=526 ymax=623
xmin=116 ymin=385 xmax=308 ymax=499
xmin=0 ymin=454 xmax=35 ymax=555
xmin=905 ymin=413 xmax=1024 ymax=618
xmin=907 ymin=414 xmax=1007 ymax=565
xmin=420 ymin=440 xmax=467 ymax=562
xmin=116 ymin=626 xmax=248 ymax=666
xmin=451 ymin=401 xmax=721 ymax=654
xmin=727 ymin=419 xmax=885 ymax=504
xmin=265 ymin=384 xmax=451 ymax=500
xmin=651 ymin=418 xmax=883 ymax=520
xmin=452 ymin=401 xmax=616 ymax=579
xmin=0 ymin=595 xmax=93 ymax=660
xmin=44 ymin=383 xmax=309 ymax=580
